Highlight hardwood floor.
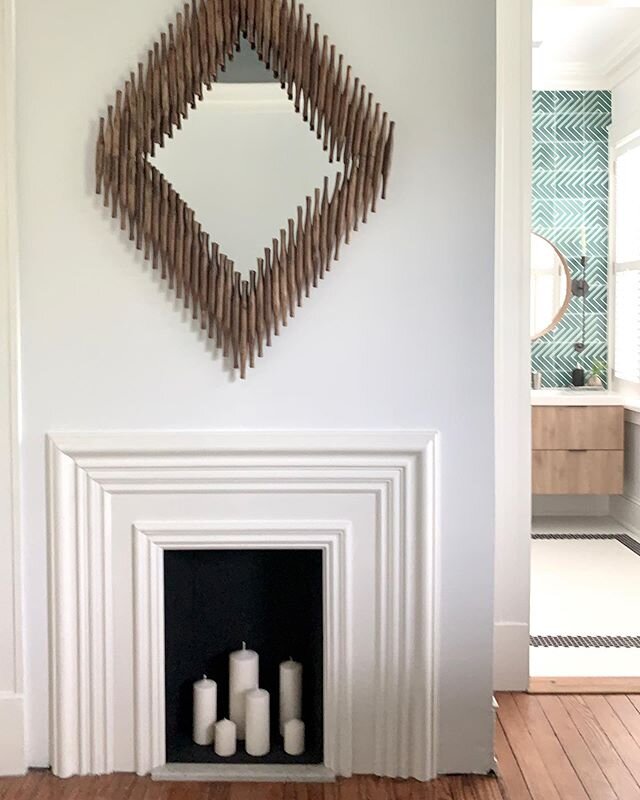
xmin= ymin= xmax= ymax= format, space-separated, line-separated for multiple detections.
xmin=3 ymin=693 xmax=640 ymax=799
xmin=495 ymin=691 xmax=640 ymax=799
xmin=0 ymin=772 xmax=504 ymax=799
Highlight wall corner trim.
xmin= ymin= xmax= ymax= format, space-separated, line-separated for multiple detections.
xmin=0 ymin=0 xmax=26 ymax=777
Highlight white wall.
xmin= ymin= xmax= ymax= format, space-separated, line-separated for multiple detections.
xmin=15 ymin=0 xmax=497 ymax=774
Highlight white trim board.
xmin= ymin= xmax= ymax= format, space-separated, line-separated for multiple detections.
xmin=494 ymin=0 xmax=533 ymax=692
xmin=0 ymin=0 xmax=25 ymax=777
xmin=46 ymin=430 xmax=439 ymax=781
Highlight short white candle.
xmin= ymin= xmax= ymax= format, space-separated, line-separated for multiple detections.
xmin=284 ymin=719 xmax=305 ymax=756
xmin=192 ymin=675 xmax=217 ymax=746
xmin=229 ymin=642 xmax=259 ymax=739
xmin=214 ymin=718 xmax=237 ymax=757
xmin=279 ymin=658 xmax=302 ymax=735
xmin=245 ymin=688 xmax=270 ymax=757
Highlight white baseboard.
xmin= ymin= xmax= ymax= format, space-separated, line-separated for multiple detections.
xmin=611 ymin=494 xmax=640 ymax=538
xmin=493 ymin=622 xmax=529 ymax=691
xmin=533 ymin=495 xmax=610 ymax=517
xmin=0 ymin=693 xmax=25 ymax=776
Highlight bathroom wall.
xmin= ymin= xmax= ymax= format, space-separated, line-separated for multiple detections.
xmin=531 ymin=90 xmax=610 ymax=388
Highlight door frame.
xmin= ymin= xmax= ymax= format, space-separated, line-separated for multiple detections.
xmin=493 ymin=0 xmax=532 ymax=690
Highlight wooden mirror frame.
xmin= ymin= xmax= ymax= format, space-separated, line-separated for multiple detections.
xmin=531 ymin=233 xmax=572 ymax=341
xmin=95 ymin=0 xmax=395 ymax=378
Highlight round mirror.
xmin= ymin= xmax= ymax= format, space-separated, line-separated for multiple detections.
xmin=530 ymin=233 xmax=571 ymax=340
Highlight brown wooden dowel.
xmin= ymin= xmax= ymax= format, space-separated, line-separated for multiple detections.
xmin=198 ymin=0 xmax=211 ymax=90
xmin=304 ymin=195 xmax=313 ymax=292
xmin=284 ymin=224 xmax=296 ymax=315
xmin=160 ymin=179 xmax=169 ymax=278
xmin=96 ymin=117 xmax=105 ymax=195
xmin=371 ymin=111 xmax=388 ymax=213
xmin=198 ymin=233 xmax=209 ymax=323
xmin=293 ymin=5 xmax=305 ymax=111
xmin=151 ymin=168 xmax=162 ymax=268
xmin=295 ymin=208 xmax=305 ymax=301
xmin=362 ymin=102 xmax=380 ymax=222
xmin=223 ymin=260 xmax=233 ymax=356
xmin=232 ymin=273 xmax=242 ymax=369
xmin=382 ymin=121 xmax=395 ymax=199
xmin=191 ymin=224 xmax=202 ymax=316
xmin=315 ymin=36 xmax=328 ymax=140
xmin=168 ymin=25 xmax=180 ymax=129
xmin=143 ymin=163 xmax=153 ymax=260
xmin=264 ymin=247 xmax=275 ymax=340
xmin=160 ymin=34 xmax=171 ymax=138
xmin=301 ymin=14 xmax=312 ymax=121
xmin=311 ymin=187 xmax=321 ymax=285
xmin=183 ymin=208 xmax=194 ymax=306
xmin=239 ymin=279 xmax=249 ymax=378
xmin=278 ymin=0 xmax=290 ymax=88
xmin=174 ymin=197 xmax=185 ymax=294
xmin=183 ymin=4 xmax=195 ymax=109
xmin=111 ymin=91 xmax=122 ymax=218
xmin=319 ymin=176 xmax=329 ymax=277
xmin=341 ymin=77 xmax=360 ymax=168
xmin=167 ymin=188 xmax=177 ymax=285
xmin=191 ymin=0 xmax=203 ymax=101
xmin=176 ymin=13 xmax=187 ymax=119
xmin=322 ymin=47 xmax=336 ymax=151
xmin=256 ymin=259 xmax=265 ymax=356
xmin=206 ymin=245 xmax=217 ymax=337
xmin=103 ymin=107 xmax=113 ymax=207
xmin=248 ymin=272 xmax=256 ymax=369
xmin=153 ymin=44 xmax=162 ymax=147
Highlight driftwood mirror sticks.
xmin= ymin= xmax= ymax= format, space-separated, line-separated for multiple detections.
xmin=95 ymin=0 xmax=394 ymax=378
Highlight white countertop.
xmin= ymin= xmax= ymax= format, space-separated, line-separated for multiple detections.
xmin=531 ymin=389 xmax=627 ymax=406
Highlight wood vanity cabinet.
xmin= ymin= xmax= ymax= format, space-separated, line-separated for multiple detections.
xmin=532 ymin=406 xmax=624 ymax=495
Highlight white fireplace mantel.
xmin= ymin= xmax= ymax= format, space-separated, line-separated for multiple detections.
xmin=47 ymin=431 xmax=439 ymax=782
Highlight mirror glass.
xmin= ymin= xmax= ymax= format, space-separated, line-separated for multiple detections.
xmin=530 ymin=233 xmax=571 ymax=339
xmin=150 ymin=43 xmax=341 ymax=277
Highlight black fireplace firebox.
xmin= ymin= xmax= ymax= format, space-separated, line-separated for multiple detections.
xmin=163 ymin=549 xmax=324 ymax=764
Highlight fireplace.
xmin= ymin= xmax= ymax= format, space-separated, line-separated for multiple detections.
xmin=163 ymin=549 xmax=324 ymax=766
xmin=47 ymin=431 xmax=438 ymax=782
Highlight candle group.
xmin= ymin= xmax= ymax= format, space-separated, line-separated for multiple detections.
xmin=192 ymin=646 xmax=305 ymax=758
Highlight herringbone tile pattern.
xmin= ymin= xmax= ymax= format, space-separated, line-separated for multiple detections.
xmin=531 ymin=90 xmax=611 ymax=387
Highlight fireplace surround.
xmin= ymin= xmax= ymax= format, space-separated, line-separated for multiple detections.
xmin=47 ymin=431 xmax=438 ymax=782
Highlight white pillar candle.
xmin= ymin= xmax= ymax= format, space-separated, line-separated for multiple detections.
xmin=229 ymin=642 xmax=259 ymax=739
xmin=192 ymin=675 xmax=217 ymax=746
xmin=245 ymin=688 xmax=270 ymax=757
xmin=283 ymin=719 xmax=305 ymax=756
xmin=214 ymin=718 xmax=237 ymax=757
xmin=279 ymin=658 xmax=302 ymax=735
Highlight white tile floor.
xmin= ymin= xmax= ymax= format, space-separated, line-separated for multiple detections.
xmin=530 ymin=516 xmax=640 ymax=677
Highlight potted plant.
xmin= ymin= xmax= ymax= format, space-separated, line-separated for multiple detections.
xmin=586 ymin=359 xmax=606 ymax=388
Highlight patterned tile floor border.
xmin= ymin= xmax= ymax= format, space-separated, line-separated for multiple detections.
xmin=530 ymin=532 xmax=640 ymax=648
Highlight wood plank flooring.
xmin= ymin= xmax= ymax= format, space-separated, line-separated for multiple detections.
xmin=495 ymin=691 xmax=640 ymax=800
xmin=3 ymin=692 xmax=640 ymax=799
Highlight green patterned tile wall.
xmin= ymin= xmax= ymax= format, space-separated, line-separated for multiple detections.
xmin=532 ymin=90 xmax=610 ymax=387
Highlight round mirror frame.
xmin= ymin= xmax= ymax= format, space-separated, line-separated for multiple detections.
xmin=531 ymin=233 xmax=572 ymax=341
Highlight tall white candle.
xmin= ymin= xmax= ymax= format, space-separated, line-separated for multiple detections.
xmin=214 ymin=718 xmax=237 ymax=757
xmin=284 ymin=719 xmax=305 ymax=756
xmin=279 ymin=658 xmax=302 ymax=735
xmin=581 ymin=224 xmax=587 ymax=257
xmin=229 ymin=642 xmax=259 ymax=739
xmin=192 ymin=675 xmax=217 ymax=746
xmin=245 ymin=688 xmax=270 ymax=757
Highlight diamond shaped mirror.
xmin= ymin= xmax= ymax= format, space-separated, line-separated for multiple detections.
xmin=150 ymin=43 xmax=341 ymax=277
xmin=95 ymin=0 xmax=395 ymax=378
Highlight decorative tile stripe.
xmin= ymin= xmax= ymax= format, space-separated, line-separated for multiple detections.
xmin=531 ymin=635 xmax=640 ymax=648
xmin=531 ymin=90 xmax=610 ymax=387
xmin=532 ymin=532 xmax=640 ymax=559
